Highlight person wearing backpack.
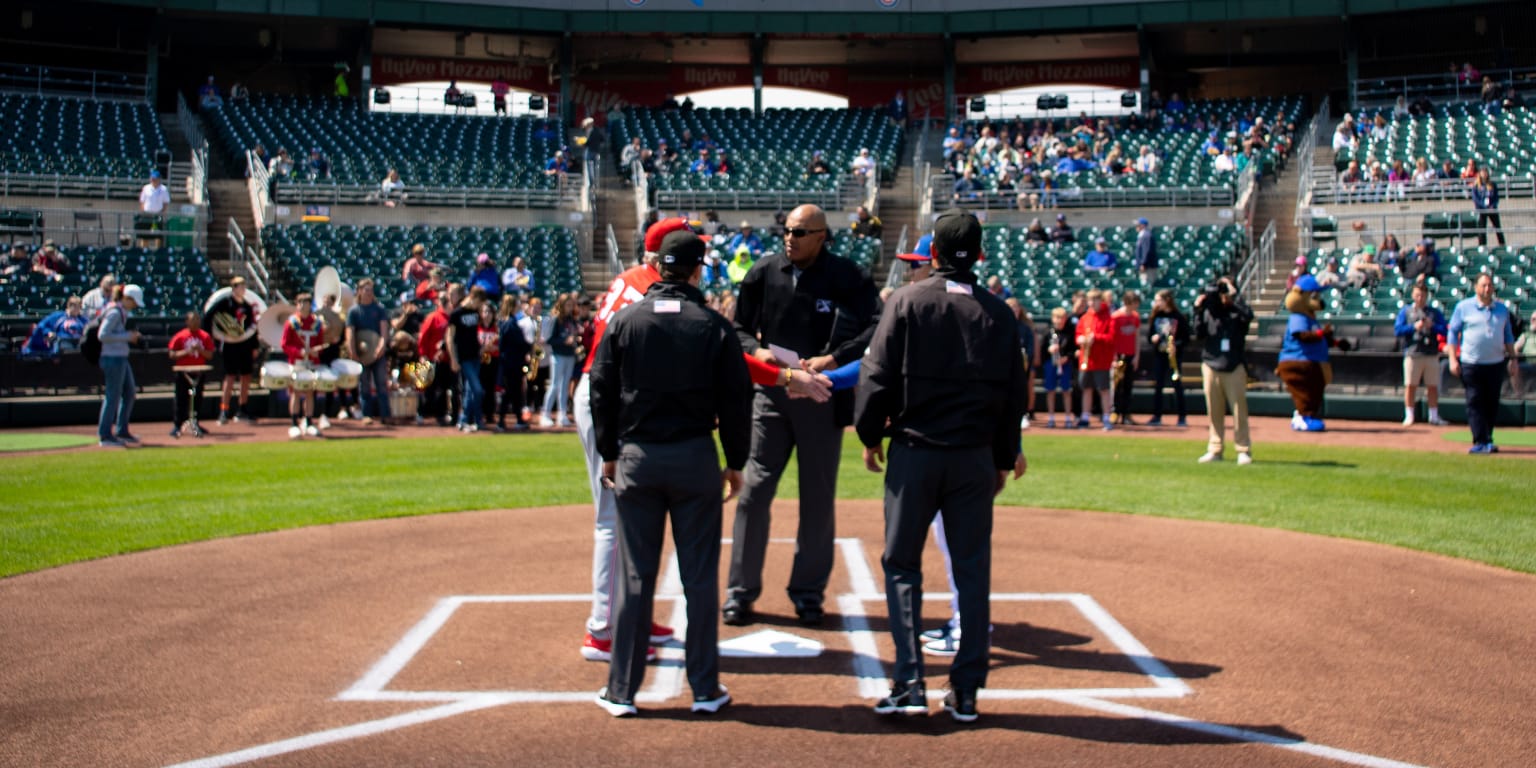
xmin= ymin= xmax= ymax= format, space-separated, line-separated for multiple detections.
xmin=97 ymin=284 xmax=144 ymax=448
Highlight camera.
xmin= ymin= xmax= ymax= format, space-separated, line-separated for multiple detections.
xmin=1203 ymin=280 xmax=1230 ymax=300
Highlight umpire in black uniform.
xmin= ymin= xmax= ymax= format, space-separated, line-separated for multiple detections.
xmin=854 ymin=209 xmax=1028 ymax=722
xmin=589 ymin=229 xmax=752 ymax=717
xmin=727 ymin=203 xmax=881 ymax=627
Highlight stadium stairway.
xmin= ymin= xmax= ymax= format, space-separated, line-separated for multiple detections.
xmin=1250 ymin=159 xmax=1305 ymax=316
xmin=206 ymin=179 xmax=256 ymax=282
xmin=876 ymin=163 xmax=919 ymax=282
xmin=588 ymin=185 xmax=632 ymax=291
xmin=156 ymin=114 xmax=193 ymax=199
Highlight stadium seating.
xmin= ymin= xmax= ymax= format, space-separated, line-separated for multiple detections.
xmin=0 ymin=93 xmax=167 ymax=179
xmin=972 ymin=223 xmax=1247 ymax=319
xmin=701 ymin=229 xmax=882 ymax=295
xmin=1335 ymin=106 xmax=1535 ymax=178
xmin=1295 ymin=243 xmax=1530 ymax=321
xmin=610 ymin=107 xmax=903 ymax=193
xmin=259 ymin=223 xmax=584 ymax=307
xmin=0 ymin=246 xmax=218 ymax=318
xmin=204 ymin=96 xmax=568 ymax=191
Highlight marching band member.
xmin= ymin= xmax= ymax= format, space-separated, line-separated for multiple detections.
xmin=207 ymin=276 xmax=261 ymax=424
xmin=281 ymin=293 xmax=326 ymax=439
xmin=168 ymin=310 xmax=215 ymax=438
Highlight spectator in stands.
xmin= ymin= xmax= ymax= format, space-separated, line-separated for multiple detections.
xmin=851 ymin=206 xmax=883 ymax=240
xmin=1165 ymin=93 xmax=1186 ymax=113
xmin=807 ymin=151 xmax=831 ymax=176
xmin=306 ymin=148 xmax=331 ymax=181
xmin=638 ymin=148 xmax=657 ymax=180
xmin=995 ymin=167 xmax=1018 ymax=195
xmin=1458 ymin=62 xmax=1481 ymax=85
xmin=985 ymin=275 xmax=1012 ymax=300
xmin=1083 ymin=237 xmax=1118 ymax=274
xmin=1480 ymin=76 xmax=1502 ymax=115
xmin=1392 ymin=95 xmax=1410 ymax=120
xmin=621 ymin=137 xmax=642 ymax=170
xmin=726 ymin=246 xmax=753 ymax=285
xmin=680 ymin=95 xmax=695 ymax=111
xmin=660 ymin=93 xmax=680 ymax=110
xmin=725 ymin=222 xmax=763 ymax=257
xmin=140 ymin=169 xmax=170 ymax=217
xmin=768 ymin=210 xmax=788 ymax=240
xmin=1366 ymin=161 xmax=1390 ymax=203
xmin=269 ymin=147 xmax=296 ymax=180
xmin=545 ymin=152 xmax=569 ymax=179
xmin=470 ymin=253 xmax=502 ymax=304
xmin=333 ymin=67 xmax=350 ymax=99
xmin=699 ymin=211 xmax=725 ymax=237
xmin=1369 ymin=114 xmax=1390 ymax=142
xmin=22 ymin=295 xmax=85 ymax=356
xmin=1133 ymin=145 xmax=1160 ymax=176
xmin=533 ymin=121 xmax=558 ymax=141
xmin=690 ymin=148 xmax=715 ymax=177
xmin=1024 ymin=218 xmax=1049 ymax=244
xmin=1133 ymin=218 xmax=1158 ymax=289
xmin=491 ymin=79 xmax=510 ymax=116
xmin=97 ymin=284 xmax=143 ymax=447
xmin=1050 ymin=213 xmax=1074 ymax=244
xmin=1338 ymin=160 xmax=1364 ymax=203
xmin=1378 ymin=233 xmax=1403 ymax=268
xmin=1411 ymin=157 xmax=1436 ymax=190
xmin=943 ymin=127 xmax=968 ymax=169
xmin=1214 ymin=146 xmax=1237 ymax=175
xmin=1331 ymin=122 xmax=1357 ymax=153
xmin=1502 ymin=87 xmax=1526 ymax=111
xmin=402 ymin=244 xmax=439 ymax=285
xmin=1285 ymin=254 xmax=1309 ymax=291
xmin=1386 ymin=159 xmax=1410 ymax=201
xmin=1410 ymin=94 xmax=1435 ymax=117
xmin=1347 ymin=246 xmax=1385 ymax=290
xmin=1399 ymin=239 xmax=1439 ymax=283
xmin=888 ymin=90 xmax=907 ymax=126
xmin=1515 ymin=311 xmax=1536 ymax=394
xmin=1471 ymin=169 xmax=1506 ymax=247
xmin=3 ymin=242 xmax=30 ymax=276
xmin=1316 ymin=257 xmax=1346 ymax=290
xmin=951 ymin=167 xmax=982 ymax=202
xmin=1460 ymin=158 xmax=1479 ymax=181
xmin=229 ymin=82 xmax=249 ymax=103
xmin=198 ymin=76 xmax=223 ymax=109
xmin=81 ymin=273 xmax=116 ymax=320
xmin=380 ymin=169 xmax=407 ymax=206
xmin=444 ymin=80 xmax=463 ymax=104
xmin=502 ymin=256 xmax=534 ymax=297
xmin=32 ymin=240 xmax=68 ymax=281
xmin=851 ymin=147 xmax=877 ymax=180
xmin=1395 ymin=281 xmax=1450 ymax=426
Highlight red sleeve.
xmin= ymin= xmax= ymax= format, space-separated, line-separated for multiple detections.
xmin=281 ymin=320 xmax=303 ymax=362
xmin=743 ymin=352 xmax=781 ymax=386
xmin=168 ymin=330 xmax=185 ymax=352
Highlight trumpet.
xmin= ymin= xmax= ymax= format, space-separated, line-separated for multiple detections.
xmin=1167 ymin=330 xmax=1181 ymax=382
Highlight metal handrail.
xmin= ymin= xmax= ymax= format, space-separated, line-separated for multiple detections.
xmin=268 ymin=180 xmax=579 ymax=209
xmin=1355 ymin=65 xmax=1536 ymax=105
xmin=1293 ymin=100 xmax=1326 ymax=228
xmin=0 ymin=62 xmax=149 ymax=103
xmin=1238 ymin=219 xmax=1276 ymax=305
xmin=0 ymin=173 xmax=153 ymax=201
xmin=605 ymin=223 xmax=623 ymax=277
xmin=0 ymin=204 xmax=206 ymax=250
xmin=1309 ymin=174 xmax=1533 ymax=206
xmin=886 ymin=223 xmax=910 ymax=290
xmin=929 ymin=172 xmax=1237 ymax=210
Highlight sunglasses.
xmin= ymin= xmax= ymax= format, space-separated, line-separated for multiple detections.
xmin=787 ymin=228 xmax=826 ymax=238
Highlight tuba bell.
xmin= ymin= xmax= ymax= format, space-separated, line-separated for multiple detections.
xmin=402 ymin=360 xmax=436 ymax=391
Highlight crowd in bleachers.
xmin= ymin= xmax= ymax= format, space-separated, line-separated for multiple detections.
xmin=1327 ymin=99 xmax=1534 ymax=204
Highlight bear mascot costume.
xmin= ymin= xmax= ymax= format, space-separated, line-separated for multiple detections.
xmin=1276 ymin=274 xmax=1351 ymax=431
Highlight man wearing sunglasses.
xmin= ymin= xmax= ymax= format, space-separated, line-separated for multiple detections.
xmin=726 ymin=204 xmax=881 ymax=627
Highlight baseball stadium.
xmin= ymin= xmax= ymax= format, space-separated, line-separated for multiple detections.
xmin=2 ymin=0 xmax=1534 ymax=765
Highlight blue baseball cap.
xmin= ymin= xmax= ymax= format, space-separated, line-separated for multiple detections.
xmin=149 ymin=170 xmax=161 ymax=178
xmin=896 ymin=234 xmax=933 ymax=263
xmin=1296 ymin=274 xmax=1321 ymax=292
xmin=1136 ymin=217 xmax=1149 ymax=226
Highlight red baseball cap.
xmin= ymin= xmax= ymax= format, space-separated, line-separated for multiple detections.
xmin=644 ymin=217 xmax=695 ymax=254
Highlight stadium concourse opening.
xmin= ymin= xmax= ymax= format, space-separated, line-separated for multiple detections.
xmin=678 ymin=86 xmax=848 ymax=110
xmin=369 ymin=81 xmax=552 ymax=118
xmin=965 ymin=85 xmax=1139 ymax=121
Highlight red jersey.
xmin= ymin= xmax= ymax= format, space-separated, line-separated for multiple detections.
xmin=168 ymin=328 xmax=215 ymax=367
xmin=1110 ymin=309 xmax=1141 ymax=357
xmin=282 ymin=314 xmax=325 ymax=364
xmin=418 ymin=308 xmax=450 ymax=362
xmin=582 ymin=263 xmax=781 ymax=385
xmin=1076 ymin=306 xmax=1116 ymax=372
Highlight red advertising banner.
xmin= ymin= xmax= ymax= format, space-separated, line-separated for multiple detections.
xmin=370 ymin=55 xmax=550 ymax=91
xmin=956 ymin=58 xmax=1138 ymax=93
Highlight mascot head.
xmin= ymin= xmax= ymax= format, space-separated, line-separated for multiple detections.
xmin=1286 ymin=274 xmax=1323 ymax=317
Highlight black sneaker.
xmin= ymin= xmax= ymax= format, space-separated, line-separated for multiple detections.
xmin=796 ymin=603 xmax=825 ymax=627
xmin=217 ymin=413 xmax=230 ymax=425
xmin=691 ymin=685 xmax=731 ymax=714
xmin=874 ymin=680 xmax=928 ymax=716
xmin=169 ymin=427 xmax=182 ymax=439
xmin=115 ymin=432 xmax=140 ymax=445
xmin=722 ymin=600 xmax=754 ymax=626
xmin=943 ymin=688 xmax=979 ymax=723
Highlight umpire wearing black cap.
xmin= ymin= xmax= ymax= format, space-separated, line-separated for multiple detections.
xmin=854 ymin=208 xmax=1028 ymax=722
xmin=589 ymin=229 xmax=753 ymax=717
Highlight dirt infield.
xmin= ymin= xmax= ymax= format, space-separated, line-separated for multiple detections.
xmin=3 ymin=496 xmax=1534 ymax=768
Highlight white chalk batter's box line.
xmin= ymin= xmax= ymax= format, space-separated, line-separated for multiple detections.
xmin=338 ymin=537 xmax=1190 ymax=704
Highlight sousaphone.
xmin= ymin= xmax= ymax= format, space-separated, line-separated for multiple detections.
xmin=256 ymin=302 xmax=298 ymax=349
xmin=312 ymin=266 xmax=356 ymax=314
xmin=204 ymin=287 xmax=268 ymax=344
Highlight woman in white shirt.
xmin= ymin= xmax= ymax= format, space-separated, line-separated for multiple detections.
xmin=380 ymin=168 xmax=406 ymax=206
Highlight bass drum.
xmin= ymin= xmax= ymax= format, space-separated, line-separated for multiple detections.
xmin=330 ymin=358 xmax=363 ymax=389
xmin=313 ymin=368 xmax=338 ymax=393
xmin=260 ymin=361 xmax=293 ymax=390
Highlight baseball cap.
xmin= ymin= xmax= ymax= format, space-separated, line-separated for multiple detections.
xmin=149 ymin=170 xmax=161 ymax=179
xmin=657 ymin=229 xmax=706 ymax=274
xmin=930 ymin=209 xmax=982 ymax=268
xmin=896 ymin=234 xmax=933 ymax=264
xmin=123 ymin=284 xmax=145 ymax=305
xmin=1295 ymin=255 xmax=1308 ymax=266
xmin=1419 ymin=238 xmax=1434 ymax=247
xmin=1095 ymin=236 xmax=1108 ymax=245
xmin=1136 ymin=217 xmax=1149 ymax=227
xmin=644 ymin=217 xmax=693 ymax=254
xmin=476 ymin=253 xmax=490 ymax=265
xmin=1056 ymin=213 xmax=1066 ymax=221
xmin=1295 ymin=274 xmax=1321 ymax=292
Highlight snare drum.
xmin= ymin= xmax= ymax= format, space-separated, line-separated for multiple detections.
xmin=314 ymin=369 xmax=338 ymax=392
xmin=291 ymin=369 xmax=318 ymax=392
xmin=330 ymin=358 xmax=363 ymax=389
xmin=260 ymin=361 xmax=293 ymax=390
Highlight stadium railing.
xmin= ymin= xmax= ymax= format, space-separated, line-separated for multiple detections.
xmin=1237 ymin=219 xmax=1276 ymax=305
xmin=0 ymin=205 xmax=207 ymax=250
xmin=1293 ymin=101 xmax=1326 ymax=228
xmin=653 ymin=177 xmax=867 ymax=213
xmin=927 ymin=172 xmax=1238 ymax=211
xmin=1309 ymin=174 xmax=1534 ymax=207
xmin=605 ymin=223 xmax=623 ymax=278
xmin=0 ymin=62 xmax=148 ymax=103
xmin=1355 ymin=65 xmax=1536 ymax=106
xmin=269 ymin=179 xmax=579 ymax=209
xmin=245 ymin=150 xmax=275 ymax=229
xmin=0 ymin=174 xmax=150 ymax=201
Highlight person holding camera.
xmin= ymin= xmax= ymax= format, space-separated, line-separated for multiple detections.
xmin=1394 ymin=282 xmax=1449 ymax=426
xmin=1193 ymin=277 xmax=1253 ymax=464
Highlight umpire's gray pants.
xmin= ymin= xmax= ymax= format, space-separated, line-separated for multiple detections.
xmin=726 ymin=386 xmax=842 ymax=610
xmin=883 ymin=442 xmax=994 ymax=692
xmin=607 ymin=436 xmax=723 ymax=703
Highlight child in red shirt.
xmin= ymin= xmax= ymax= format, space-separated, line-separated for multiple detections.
xmin=281 ymin=293 xmax=326 ymax=438
xmin=1110 ymin=291 xmax=1143 ymax=425
xmin=168 ymin=311 xmax=216 ymax=437
xmin=1076 ymin=290 xmax=1116 ymax=430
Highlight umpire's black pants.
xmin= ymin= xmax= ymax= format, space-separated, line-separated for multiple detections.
xmin=883 ymin=441 xmax=994 ymax=692
xmin=727 ymin=386 xmax=841 ymax=611
xmin=608 ymin=436 xmax=723 ymax=703
xmin=1459 ymin=361 xmax=1506 ymax=446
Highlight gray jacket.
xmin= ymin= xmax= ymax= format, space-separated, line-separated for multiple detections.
xmin=98 ymin=303 xmax=133 ymax=359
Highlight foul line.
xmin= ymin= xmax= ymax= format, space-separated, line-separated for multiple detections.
xmin=1054 ymin=696 xmax=1433 ymax=768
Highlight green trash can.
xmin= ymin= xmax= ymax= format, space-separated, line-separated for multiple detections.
xmin=165 ymin=214 xmax=197 ymax=249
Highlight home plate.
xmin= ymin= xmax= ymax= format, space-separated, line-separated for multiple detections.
xmin=718 ymin=629 xmax=824 ymax=658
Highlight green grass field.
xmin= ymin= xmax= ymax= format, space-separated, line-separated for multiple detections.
xmin=4 ymin=433 xmax=1533 ymax=578
xmin=0 ymin=433 xmax=97 ymax=452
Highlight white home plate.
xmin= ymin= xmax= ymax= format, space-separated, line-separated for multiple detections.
xmin=718 ymin=629 xmax=824 ymax=658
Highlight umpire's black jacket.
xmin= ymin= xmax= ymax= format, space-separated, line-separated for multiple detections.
xmin=590 ymin=280 xmax=752 ymax=469
xmin=854 ymin=266 xmax=1027 ymax=470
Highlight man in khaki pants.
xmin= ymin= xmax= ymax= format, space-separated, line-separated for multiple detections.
xmin=1192 ymin=277 xmax=1254 ymax=465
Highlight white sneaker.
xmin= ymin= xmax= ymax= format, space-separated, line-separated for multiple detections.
xmin=691 ymin=685 xmax=731 ymax=714
xmin=1428 ymin=416 xmax=1449 ymax=426
xmin=1020 ymin=415 xmax=1030 ymax=429
xmin=1198 ymin=451 xmax=1223 ymax=463
xmin=1403 ymin=415 xmax=1415 ymax=426
xmin=538 ymin=415 xmax=555 ymax=427
xmin=1236 ymin=453 xmax=1253 ymax=466
xmin=305 ymin=424 xmax=320 ymax=437
xmin=334 ymin=409 xmax=348 ymax=421
xmin=595 ymin=687 xmax=637 ymax=718
xmin=288 ymin=426 xmax=302 ymax=439
xmin=319 ymin=415 xmax=332 ymax=430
